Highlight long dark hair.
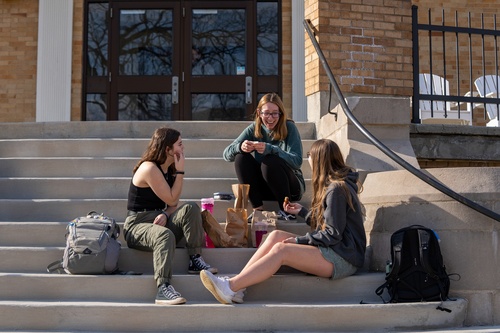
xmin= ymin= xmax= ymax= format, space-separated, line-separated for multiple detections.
xmin=132 ymin=127 xmax=180 ymax=174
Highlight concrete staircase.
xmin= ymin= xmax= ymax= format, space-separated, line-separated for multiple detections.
xmin=0 ymin=121 xmax=468 ymax=332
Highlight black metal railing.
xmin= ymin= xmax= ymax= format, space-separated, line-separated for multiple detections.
xmin=304 ymin=19 xmax=500 ymax=222
xmin=412 ymin=5 xmax=500 ymax=125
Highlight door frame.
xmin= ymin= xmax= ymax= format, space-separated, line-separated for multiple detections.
xmin=82 ymin=0 xmax=282 ymax=121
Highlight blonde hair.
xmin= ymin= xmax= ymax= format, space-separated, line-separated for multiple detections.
xmin=253 ymin=93 xmax=290 ymax=141
xmin=308 ymin=139 xmax=363 ymax=230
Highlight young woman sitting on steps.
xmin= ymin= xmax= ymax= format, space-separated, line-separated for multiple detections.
xmin=200 ymin=138 xmax=366 ymax=304
xmin=124 ymin=127 xmax=217 ymax=305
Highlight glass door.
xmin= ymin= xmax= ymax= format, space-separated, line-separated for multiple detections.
xmin=111 ymin=2 xmax=180 ymax=120
xmin=184 ymin=2 xmax=251 ymax=120
xmin=83 ymin=1 xmax=280 ymax=121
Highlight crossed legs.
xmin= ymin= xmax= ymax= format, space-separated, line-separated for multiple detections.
xmin=228 ymin=230 xmax=334 ymax=292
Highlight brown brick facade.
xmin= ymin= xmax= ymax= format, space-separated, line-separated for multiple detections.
xmin=304 ymin=0 xmax=414 ymax=97
xmin=0 ymin=0 xmax=39 ymax=122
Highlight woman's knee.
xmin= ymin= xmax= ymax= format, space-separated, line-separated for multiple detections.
xmin=266 ymin=230 xmax=292 ymax=243
xmin=175 ymin=201 xmax=201 ymax=220
xmin=184 ymin=201 xmax=201 ymax=214
xmin=154 ymin=228 xmax=176 ymax=249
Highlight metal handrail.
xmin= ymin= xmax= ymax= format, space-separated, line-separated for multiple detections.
xmin=304 ymin=19 xmax=500 ymax=222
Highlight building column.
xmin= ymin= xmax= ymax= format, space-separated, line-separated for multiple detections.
xmin=36 ymin=0 xmax=73 ymax=122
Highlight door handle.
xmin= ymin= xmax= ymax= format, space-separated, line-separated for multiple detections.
xmin=172 ymin=76 xmax=179 ymax=104
xmin=245 ymin=76 xmax=252 ymax=104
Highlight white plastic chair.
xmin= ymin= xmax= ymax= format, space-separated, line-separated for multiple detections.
xmin=419 ymin=73 xmax=471 ymax=125
xmin=474 ymin=75 xmax=500 ymax=127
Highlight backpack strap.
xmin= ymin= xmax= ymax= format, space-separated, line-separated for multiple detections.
xmin=418 ymin=228 xmax=451 ymax=302
xmin=46 ymin=260 xmax=65 ymax=274
xmin=375 ymin=230 xmax=404 ymax=303
xmin=418 ymin=229 xmax=439 ymax=279
xmin=387 ymin=231 xmax=404 ymax=280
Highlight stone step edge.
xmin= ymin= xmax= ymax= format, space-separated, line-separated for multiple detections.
xmin=0 ymin=298 xmax=468 ymax=333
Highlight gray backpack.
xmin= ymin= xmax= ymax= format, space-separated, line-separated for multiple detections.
xmin=47 ymin=212 xmax=121 ymax=274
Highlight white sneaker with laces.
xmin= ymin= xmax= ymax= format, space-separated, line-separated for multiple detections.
xmin=155 ymin=283 xmax=186 ymax=305
xmin=200 ymin=270 xmax=235 ymax=304
xmin=188 ymin=254 xmax=218 ymax=274
xmin=222 ymin=276 xmax=246 ymax=303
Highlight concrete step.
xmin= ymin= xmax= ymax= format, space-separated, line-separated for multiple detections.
xmin=0 ymin=177 xmax=312 ymax=202
xmin=0 ymin=272 xmax=385 ymax=303
xmin=0 ymin=156 xmax=312 ymax=178
xmin=0 ymin=235 xmax=310 ymax=275
xmin=0 ymin=298 xmax=467 ymax=332
xmin=0 ymin=121 xmax=474 ymax=332
xmin=0 ymin=221 xmax=309 ymax=247
xmin=0 ymin=198 xmax=309 ymax=222
xmin=0 ymin=177 xmax=234 ymax=199
xmin=0 ymin=121 xmax=317 ymax=140
xmin=0 ymin=138 xmax=315 ymax=158
xmin=0 ymin=247 xmax=257 ymax=275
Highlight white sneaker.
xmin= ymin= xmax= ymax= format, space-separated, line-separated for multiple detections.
xmin=232 ymin=289 xmax=246 ymax=304
xmin=221 ymin=276 xmax=246 ymax=303
xmin=200 ymin=270 xmax=235 ymax=304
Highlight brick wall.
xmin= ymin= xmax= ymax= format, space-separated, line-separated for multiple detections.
xmin=0 ymin=1 xmax=38 ymax=122
xmin=304 ymin=0 xmax=414 ymax=97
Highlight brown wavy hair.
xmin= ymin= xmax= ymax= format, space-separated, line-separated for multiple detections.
xmin=253 ymin=93 xmax=290 ymax=141
xmin=309 ymin=139 xmax=362 ymax=230
xmin=132 ymin=127 xmax=181 ymax=174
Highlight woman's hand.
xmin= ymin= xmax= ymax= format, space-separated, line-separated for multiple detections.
xmin=241 ymin=140 xmax=255 ymax=153
xmin=153 ymin=213 xmax=167 ymax=227
xmin=284 ymin=202 xmax=302 ymax=215
xmin=252 ymin=141 xmax=265 ymax=154
xmin=174 ymin=151 xmax=185 ymax=172
xmin=282 ymin=237 xmax=297 ymax=243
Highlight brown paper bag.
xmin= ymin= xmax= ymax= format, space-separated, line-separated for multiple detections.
xmin=225 ymin=208 xmax=248 ymax=247
xmin=250 ymin=210 xmax=277 ymax=248
xmin=224 ymin=184 xmax=250 ymax=247
xmin=201 ymin=210 xmax=238 ymax=248
xmin=232 ymin=183 xmax=250 ymax=210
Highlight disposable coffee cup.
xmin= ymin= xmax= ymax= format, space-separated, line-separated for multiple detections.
xmin=201 ymin=197 xmax=214 ymax=214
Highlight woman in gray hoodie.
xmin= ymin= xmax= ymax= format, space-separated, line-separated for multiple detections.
xmin=201 ymin=138 xmax=366 ymax=304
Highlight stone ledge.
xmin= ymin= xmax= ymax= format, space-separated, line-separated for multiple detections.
xmin=410 ymin=124 xmax=500 ymax=162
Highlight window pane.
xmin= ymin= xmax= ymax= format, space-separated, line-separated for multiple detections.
xmin=86 ymin=94 xmax=107 ymax=121
xmin=118 ymin=94 xmax=172 ymax=120
xmin=192 ymin=93 xmax=245 ymax=120
xmin=192 ymin=9 xmax=246 ymax=76
xmin=257 ymin=2 xmax=278 ymax=76
xmin=87 ymin=3 xmax=108 ymax=76
xmin=119 ymin=9 xmax=173 ymax=76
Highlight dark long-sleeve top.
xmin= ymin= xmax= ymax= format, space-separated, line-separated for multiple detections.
xmin=295 ymin=171 xmax=366 ymax=268
xmin=223 ymin=120 xmax=305 ymax=195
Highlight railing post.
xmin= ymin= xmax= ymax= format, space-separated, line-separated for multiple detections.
xmin=412 ymin=5 xmax=421 ymax=124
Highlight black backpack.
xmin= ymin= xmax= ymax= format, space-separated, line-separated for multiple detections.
xmin=375 ymin=225 xmax=451 ymax=303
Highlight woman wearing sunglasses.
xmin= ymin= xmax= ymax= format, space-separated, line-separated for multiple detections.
xmin=223 ymin=93 xmax=305 ymax=220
